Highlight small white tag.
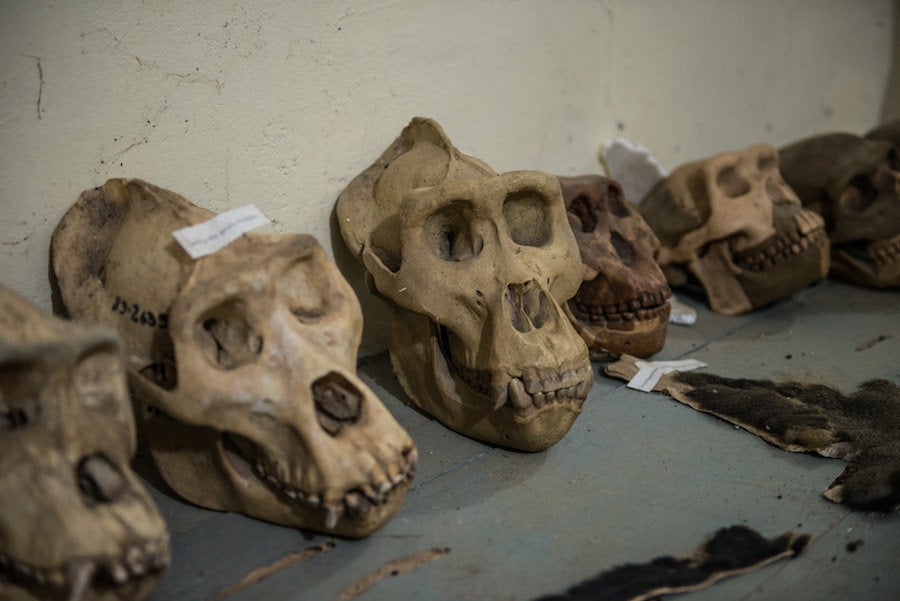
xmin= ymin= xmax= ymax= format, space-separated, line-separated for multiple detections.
xmin=627 ymin=359 xmax=707 ymax=392
xmin=668 ymin=295 xmax=698 ymax=326
xmin=600 ymin=137 xmax=668 ymax=203
xmin=172 ymin=205 xmax=270 ymax=259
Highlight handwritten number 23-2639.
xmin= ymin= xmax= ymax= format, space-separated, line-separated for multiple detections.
xmin=111 ymin=296 xmax=168 ymax=329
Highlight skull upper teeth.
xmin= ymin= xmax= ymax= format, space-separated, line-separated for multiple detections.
xmin=0 ymin=537 xmax=169 ymax=593
xmin=246 ymin=443 xmax=416 ymax=529
xmin=736 ymin=223 xmax=827 ymax=271
xmin=573 ymin=287 xmax=672 ymax=325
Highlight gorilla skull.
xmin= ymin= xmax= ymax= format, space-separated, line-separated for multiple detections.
xmin=0 ymin=285 xmax=169 ymax=601
xmin=51 ymin=179 xmax=416 ymax=537
xmin=337 ymin=118 xmax=592 ymax=451
xmin=779 ymin=132 xmax=900 ymax=288
xmin=558 ymin=175 xmax=671 ymax=360
xmin=640 ymin=144 xmax=830 ymax=314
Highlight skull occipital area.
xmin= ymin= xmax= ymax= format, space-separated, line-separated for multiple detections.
xmin=640 ymin=144 xmax=830 ymax=314
xmin=0 ymin=284 xmax=169 ymax=601
xmin=780 ymin=132 xmax=900 ymax=288
xmin=336 ymin=118 xmax=593 ymax=452
xmin=558 ymin=175 xmax=672 ymax=360
xmin=51 ymin=179 xmax=416 ymax=538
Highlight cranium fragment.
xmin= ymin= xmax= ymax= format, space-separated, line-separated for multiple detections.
xmin=558 ymin=175 xmax=672 ymax=360
xmin=640 ymin=144 xmax=830 ymax=314
xmin=779 ymin=132 xmax=900 ymax=287
xmin=51 ymin=179 xmax=416 ymax=537
xmin=336 ymin=117 xmax=592 ymax=452
xmin=0 ymin=285 xmax=169 ymax=601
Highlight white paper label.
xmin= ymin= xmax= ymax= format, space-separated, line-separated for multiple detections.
xmin=627 ymin=359 xmax=707 ymax=392
xmin=668 ymin=295 xmax=698 ymax=326
xmin=600 ymin=137 xmax=668 ymax=204
xmin=172 ymin=205 xmax=270 ymax=259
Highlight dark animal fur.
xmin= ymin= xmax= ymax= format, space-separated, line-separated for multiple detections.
xmin=673 ymin=373 xmax=900 ymax=512
xmin=534 ymin=525 xmax=808 ymax=601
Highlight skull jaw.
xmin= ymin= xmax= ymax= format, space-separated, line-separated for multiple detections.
xmin=828 ymin=234 xmax=900 ymax=288
xmin=682 ymin=223 xmax=830 ymax=314
xmin=142 ymin=414 xmax=410 ymax=538
xmin=564 ymin=298 xmax=671 ymax=361
xmin=386 ymin=309 xmax=588 ymax=452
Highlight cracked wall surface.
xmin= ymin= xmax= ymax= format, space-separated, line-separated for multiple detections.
xmin=0 ymin=0 xmax=893 ymax=355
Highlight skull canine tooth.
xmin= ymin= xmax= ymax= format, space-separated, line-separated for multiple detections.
xmin=323 ymin=505 xmax=343 ymax=530
xmin=508 ymin=378 xmax=531 ymax=409
xmin=109 ymin=562 xmax=129 ymax=584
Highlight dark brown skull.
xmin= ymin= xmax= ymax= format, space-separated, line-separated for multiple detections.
xmin=558 ymin=175 xmax=671 ymax=360
xmin=780 ymin=132 xmax=900 ymax=287
xmin=866 ymin=118 xmax=900 ymax=148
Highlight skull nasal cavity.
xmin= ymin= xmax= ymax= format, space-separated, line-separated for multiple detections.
xmin=77 ymin=454 xmax=125 ymax=503
xmin=313 ymin=372 xmax=362 ymax=436
xmin=506 ymin=281 xmax=552 ymax=332
xmin=610 ymin=231 xmax=635 ymax=264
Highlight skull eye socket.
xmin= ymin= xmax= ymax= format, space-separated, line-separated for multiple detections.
xmin=887 ymin=147 xmax=900 ymax=171
xmin=77 ymin=453 xmax=125 ymax=503
xmin=845 ymin=174 xmax=877 ymax=212
xmin=0 ymin=365 xmax=41 ymax=431
xmin=195 ymin=301 xmax=262 ymax=370
xmin=73 ymin=348 xmax=125 ymax=411
xmin=279 ymin=259 xmax=329 ymax=322
xmin=504 ymin=190 xmax=552 ymax=246
xmin=757 ymin=153 xmax=777 ymax=173
xmin=425 ymin=203 xmax=482 ymax=262
xmin=716 ymin=166 xmax=751 ymax=197
xmin=569 ymin=194 xmax=597 ymax=233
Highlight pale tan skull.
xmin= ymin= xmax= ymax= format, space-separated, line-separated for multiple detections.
xmin=779 ymin=132 xmax=900 ymax=287
xmin=51 ymin=179 xmax=416 ymax=538
xmin=640 ymin=144 xmax=830 ymax=314
xmin=0 ymin=285 xmax=169 ymax=601
xmin=337 ymin=118 xmax=592 ymax=452
xmin=558 ymin=175 xmax=672 ymax=360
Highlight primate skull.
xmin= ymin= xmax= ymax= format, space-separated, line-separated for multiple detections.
xmin=51 ymin=179 xmax=416 ymax=537
xmin=779 ymin=133 xmax=900 ymax=288
xmin=337 ymin=118 xmax=592 ymax=452
xmin=558 ymin=175 xmax=671 ymax=360
xmin=0 ymin=285 xmax=169 ymax=601
xmin=640 ymin=144 xmax=830 ymax=314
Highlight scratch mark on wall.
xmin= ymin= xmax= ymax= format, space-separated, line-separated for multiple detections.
xmin=35 ymin=57 xmax=43 ymax=119
xmin=335 ymin=547 xmax=450 ymax=601
xmin=19 ymin=54 xmax=44 ymax=119
xmin=1 ymin=231 xmax=34 ymax=246
xmin=133 ymin=55 xmax=224 ymax=94
xmin=212 ymin=540 xmax=335 ymax=600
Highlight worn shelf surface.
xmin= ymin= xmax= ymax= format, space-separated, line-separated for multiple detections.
xmin=144 ymin=280 xmax=899 ymax=601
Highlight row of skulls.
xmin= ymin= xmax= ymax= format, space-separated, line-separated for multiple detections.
xmin=3 ymin=116 xmax=897 ymax=600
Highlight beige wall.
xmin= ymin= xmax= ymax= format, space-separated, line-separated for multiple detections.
xmin=0 ymin=0 xmax=893 ymax=354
